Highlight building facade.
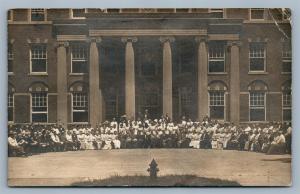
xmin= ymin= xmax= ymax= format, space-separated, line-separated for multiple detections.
xmin=7 ymin=8 xmax=292 ymax=128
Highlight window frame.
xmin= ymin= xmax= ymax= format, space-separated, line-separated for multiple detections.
xmin=282 ymin=41 xmax=292 ymax=73
xmin=8 ymin=43 xmax=14 ymax=74
xmin=31 ymin=92 xmax=48 ymax=123
xmin=250 ymin=8 xmax=265 ymax=21
xmin=249 ymin=42 xmax=266 ymax=73
xmin=70 ymin=9 xmax=87 ymax=19
xmin=282 ymin=91 xmax=292 ymax=121
xmin=208 ymin=91 xmax=226 ymax=121
xmin=30 ymin=9 xmax=47 ymax=22
xmin=208 ymin=8 xmax=225 ymax=18
xmin=249 ymin=91 xmax=266 ymax=122
xmin=30 ymin=44 xmax=48 ymax=74
xmin=71 ymin=44 xmax=88 ymax=74
xmin=208 ymin=41 xmax=226 ymax=73
xmin=71 ymin=92 xmax=89 ymax=123
xmin=8 ymin=93 xmax=14 ymax=123
xmin=8 ymin=10 xmax=13 ymax=22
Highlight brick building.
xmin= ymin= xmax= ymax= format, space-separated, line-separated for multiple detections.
xmin=7 ymin=8 xmax=292 ymax=128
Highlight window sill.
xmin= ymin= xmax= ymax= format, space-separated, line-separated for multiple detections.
xmin=281 ymin=72 xmax=292 ymax=75
xmin=8 ymin=21 xmax=52 ymax=25
xmin=208 ymin=72 xmax=227 ymax=75
xmin=69 ymin=73 xmax=87 ymax=76
xmin=69 ymin=122 xmax=89 ymax=124
xmin=28 ymin=73 xmax=48 ymax=76
xmin=248 ymin=72 xmax=268 ymax=75
xmin=8 ymin=72 xmax=15 ymax=76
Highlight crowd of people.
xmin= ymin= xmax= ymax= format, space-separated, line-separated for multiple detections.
xmin=8 ymin=114 xmax=292 ymax=157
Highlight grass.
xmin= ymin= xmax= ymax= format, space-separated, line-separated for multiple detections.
xmin=72 ymin=175 xmax=241 ymax=187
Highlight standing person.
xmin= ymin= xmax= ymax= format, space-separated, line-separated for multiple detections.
xmin=285 ymin=126 xmax=292 ymax=154
xmin=237 ymin=130 xmax=248 ymax=151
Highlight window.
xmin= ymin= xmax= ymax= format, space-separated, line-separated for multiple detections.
xmin=71 ymin=9 xmax=86 ymax=18
xmin=8 ymin=94 xmax=14 ymax=122
xmin=249 ymin=92 xmax=265 ymax=121
xmin=31 ymin=9 xmax=46 ymax=21
xmin=103 ymin=47 xmax=118 ymax=73
xmin=282 ymin=91 xmax=292 ymax=121
xmin=8 ymin=43 xmax=13 ymax=73
xmin=282 ymin=41 xmax=291 ymax=73
xmin=249 ymin=42 xmax=266 ymax=72
xmin=250 ymin=8 xmax=265 ymax=20
xmin=209 ymin=91 xmax=225 ymax=120
xmin=71 ymin=44 xmax=88 ymax=73
xmin=31 ymin=93 xmax=48 ymax=122
xmin=209 ymin=9 xmax=224 ymax=18
xmin=177 ymin=42 xmax=194 ymax=73
xmin=72 ymin=93 xmax=88 ymax=122
xmin=30 ymin=44 xmax=47 ymax=73
xmin=8 ymin=10 xmax=13 ymax=21
xmin=208 ymin=41 xmax=225 ymax=73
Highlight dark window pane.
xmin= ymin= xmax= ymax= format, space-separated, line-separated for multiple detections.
xmin=72 ymin=9 xmax=85 ymax=17
xmin=209 ymin=61 xmax=225 ymax=72
xmin=8 ymin=60 xmax=13 ymax=73
xmin=73 ymin=112 xmax=88 ymax=122
xmin=282 ymin=61 xmax=291 ymax=72
xmin=251 ymin=9 xmax=264 ymax=20
xmin=32 ymin=59 xmax=47 ymax=72
xmin=210 ymin=106 xmax=224 ymax=119
xmin=283 ymin=109 xmax=291 ymax=121
xmin=8 ymin=107 xmax=13 ymax=122
xmin=72 ymin=61 xmax=87 ymax=73
xmin=250 ymin=58 xmax=265 ymax=71
xmin=32 ymin=107 xmax=47 ymax=112
xmin=31 ymin=9 xmax=45 ymax=21
xmin=250 ymin=109 xmax=265 ymax=121
xmin=32 ymin=113 xmax=47 ymax=122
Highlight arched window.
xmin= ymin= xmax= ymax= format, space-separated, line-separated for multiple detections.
xmin=8 ymin=83 xmax=15 ymax=123
xmin=248 ymin=80 xmax=268 ymax=121
xmin=282 ymin=80 xmax=292 ymax=121
xmin=70 ymin=82 xmax=88 ymax=123
xmin=29 ymin=82 xmax=48 ymax=123
xmin=208 ymin=81 xmax=227 ymax=120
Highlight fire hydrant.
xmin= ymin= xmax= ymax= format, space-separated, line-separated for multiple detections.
xmin=147 ymin=158 xmax=159 ymax=179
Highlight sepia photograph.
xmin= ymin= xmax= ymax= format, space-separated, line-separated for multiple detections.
xmin=7 ymin=8 xmax=292 ymax=187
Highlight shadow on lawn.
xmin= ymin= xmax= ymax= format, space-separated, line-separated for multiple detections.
xmin=71 ymin=175 xmax=241 ymax=187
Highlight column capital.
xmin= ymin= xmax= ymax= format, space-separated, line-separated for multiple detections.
xmin=195 ymin=35 xmax=208 ymax=43
xmin=55 ymin=41 xmax=69 ymax=48
xmin=121 ymin=37 xmax=138 ymax=43
xmin=89 ymin=37 xmax=102 ymax=43
xmin=159 ymin=36 xmax=175 ymax=43
xmin=227 ymin=40 xmax=242 ymax=47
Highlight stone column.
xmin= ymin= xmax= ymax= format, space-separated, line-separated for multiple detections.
xmin=160 ymin=36 xmax=175 ymax=120
xmin=89 ymin=38 xmax=103 ymax=128
xmin=228 ymin=41 xmax=241 ymax=124
xmin=122 ymin=37 xmax=137 ymax=120
xmin=196 ymin=36 xmax=208 ymax=122
xmin=56 ymin=41 xmax=69 ymax=129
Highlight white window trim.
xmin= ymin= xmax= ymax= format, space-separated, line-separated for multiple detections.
xmin=249 ymin=43 xmax=266 ymax=73
xmin=71 ymin=93 xmax=89 ymax=123
xmin=249 ymin=92 xmax=266 ymax=122
xmin=71 ymin=45 xmax=88 ymax=74
xmin=208 ymin=8 xmax=225 ymax=18
xmin=8 ymin=93 xmax=14 ymax=123
xmin=70 ymin=9 xmax=87 ymax=19
xmin=282 ymin=42 xmax=292 ymax=73
xmin=30 ymin=93 xmax=48 ymax=123
xmin=208 ymin=43 xmax=226 ymax=73
xmin=282 ymin=92 xmax=292 ymax=121
xmin=29 ymin=8 xmax=47 ymax=22
xmin=30 ymin=44 xmax=48 ymax=74
xmin=249 ymin=8 xmax=266 ymax=21
xmin=208 ymin=91 xmax=226 ymax=121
